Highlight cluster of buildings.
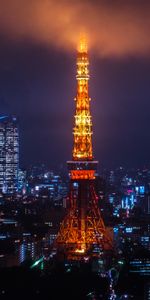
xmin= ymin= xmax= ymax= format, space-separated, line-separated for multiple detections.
xmin=0 ymin=115 xmax=68 ymax=201
xmin=0 ymin=114 xmax=150 ymax=298
xmin=0 ymin=115 xmax=67 ymax=266
xmin=101 ymin=166 xmax=150 ymax=217
xmin=99 ymin=167 xmax=150 ymax=251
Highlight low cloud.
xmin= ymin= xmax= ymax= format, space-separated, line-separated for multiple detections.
xmin=0 ymin=0 xmax=150 ymax=56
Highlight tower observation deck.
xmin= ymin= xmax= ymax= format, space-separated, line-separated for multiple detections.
xmin=56 ymin=37 xmax=113 ymax=260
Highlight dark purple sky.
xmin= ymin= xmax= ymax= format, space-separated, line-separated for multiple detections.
xmin=0 ymin=0 xmax=150 ymax=169
xmin=0 ymin=37 xmax=150 ymax=169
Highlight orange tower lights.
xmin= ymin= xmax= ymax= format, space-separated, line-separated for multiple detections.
xmin=56 ymin=37 xmax=113 ymax=260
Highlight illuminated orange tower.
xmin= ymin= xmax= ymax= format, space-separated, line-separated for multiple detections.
xmin=56 ymin=37 xmax=113 ymax=259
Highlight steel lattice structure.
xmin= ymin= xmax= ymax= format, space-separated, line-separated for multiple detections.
xmin=56 ymin=37 xmax=113 ymax=259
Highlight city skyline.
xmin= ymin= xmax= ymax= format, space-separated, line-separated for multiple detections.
xmin=0 ymin=1 xmax=150 ymax=169
xmin=0 ymin=2 xmax=150 ymax=298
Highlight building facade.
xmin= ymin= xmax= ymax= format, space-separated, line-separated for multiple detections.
xmin=0 ymin=116 xmax=19 ymax=193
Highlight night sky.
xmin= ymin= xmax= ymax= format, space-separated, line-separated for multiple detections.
xmin=0 ymin=0 xmax=150 ymax=169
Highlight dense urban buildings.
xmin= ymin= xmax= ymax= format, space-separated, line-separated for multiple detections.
xmin=0 ymin=29 xmax=150 ymax=300
xmin=0 ymin=165 xmax=150 ymax=298
xmin=0 ymin=116 xmax=19 ymax=194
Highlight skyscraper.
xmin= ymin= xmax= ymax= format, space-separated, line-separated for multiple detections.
xmin=0 ymin=116 xmax=19 ymax=193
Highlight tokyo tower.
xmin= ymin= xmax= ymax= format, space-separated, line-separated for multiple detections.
xmin=56 ymin=37 xmax=113 ymax=260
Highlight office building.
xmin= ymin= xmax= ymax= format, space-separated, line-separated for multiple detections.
xmin=0 ymin=116 xmax=19 ymax=193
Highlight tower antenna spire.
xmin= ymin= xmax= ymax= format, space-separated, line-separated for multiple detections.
xmin=73 ymin=34 xmax=92 ymax=161
xmin=78 ymin=34 xmax=88 ymax=53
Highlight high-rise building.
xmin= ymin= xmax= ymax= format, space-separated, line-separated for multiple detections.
xmin=0 ymin=116 xmax=19 ymax=193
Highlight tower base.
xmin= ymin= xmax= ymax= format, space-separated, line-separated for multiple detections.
xmin=55 ymin=173 xmax=113 ymax=261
